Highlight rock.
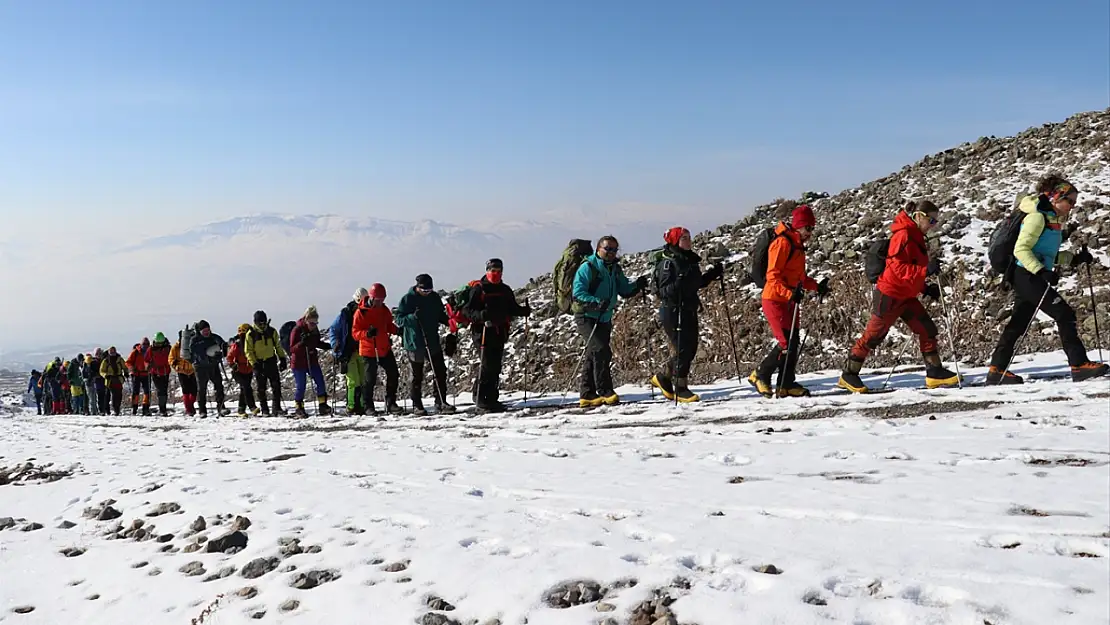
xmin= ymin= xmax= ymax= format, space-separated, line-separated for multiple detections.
xmin=156 ymin=533 xmax=174 ymax=543
xmin=97 ymin=506 xmax=122 ymax=521
xmin=419 ymin=613 xmax=461 ymax=625
xmin=130 ymin=519 xmax=145 ymax=531
xmin=753 ymin=564 xmax=782 ymax=574
xmin=190 ymin=516 xmax=206 ymax=532
xmin=290 ymin=569 xmax=341 ymax=590
xmin=382 ymin=561 xmax=408 ymax=573
xmin=11 ymin=606 xmax=35 ymax=614
xmin=231 ymin=515 xmax=252 ymax=531
xmin=241 ymin=557 xmax=280 ymax=579
xmin=238 ymin=586 xmax=259 ymax=599
xmin=0 ymin=517 xmax=15 ymax=530
xmin=278 ymin=536 xmax=304 ymax=558
xmin=179 ymin=561 xmax=206 ymax=576
xmin=542 ymin=579 xmax=605 ymax=608
xmin=304 ymin=544 xmax=322 ymax=554
xmin=802 ymin=589 xmax=827 ymax=605
xmin=59 ymin=547 xmax=86 ymax=557
xmin=249 ymin=610 xmax=266 ymax=619
xmin=206 ymin=530 xmax=248 ymax=553
xmin=278 ymin=599 xmax=300 ymax=612
xmin=131 ymin=561 xmax=149 ymax=569
xmin=86 ymin=594 xmax=100 ymax=600
xmin=146 ymin=502 xmax=181 ymax=517
xmin=596 ymin=602 xmax=616 ymax=612
xmin=57 ymin=520 xmax=77 ymax=529
xmin=425 ymin=596 xmax=455 ymax=611
xmin=202 ymin=566 xmax=237 ymax=582
xmin=182 ymin=542 xmax=203 ymax=553
xmin=20 ymin=522 xmax=44 ymax=532
xmin=148 ymin=567 xmax=162 ymax=577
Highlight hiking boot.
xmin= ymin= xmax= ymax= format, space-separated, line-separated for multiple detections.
xmin=384 ymin=398 xmax=403 ymax=414
xmin=651 ymin=374 xmax=675 ymax=400
xmin=673 ymin=378 xmax=699 ymax=403
xmin=251 ymin=407 xmax=262 ymax=416
xmin=317 ymin=397 xmax=332 ymax=416
xmin=293 ymin=402 xmax=308 ymax=418
xmin=1071 ymin=362 xmax=1109 ymax=382
xmin=923 ymin=353 xmax=961 ymax=389
xmin=596 ymin=391 xmax=620 ymax=406
xmin=476 ymin=400 xmax=507 ymax=413
xmin=411 ymin=399 xmax=427 ymax=416
xmin=141 ymin=405 xmax=151 ymax=416
xmin=776 ymin=382 xmax=811 ymax=398
xmin=579 ymin=390 xmax=603 ymax=408
xmin=131 ymin=404 xmax=139 ymax=415
xmin=748 ymin=369 xmax=773 ymax=398
xmin=237 ymin=409 xmax=248 ymax=418
xmin=837 ymin=357 xmax=869 ymax=393
xmin=436 ymin=403 xmax=457 ymax=414
xmin=985 ymin=366 xmax=1023 ymax=385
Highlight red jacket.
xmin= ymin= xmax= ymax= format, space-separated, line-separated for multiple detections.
xmin=877 ymin=210 xmax=929 ymax=300
xmin=352 ymin=301 xmax=397 ymax=358
xmin=227 ymin=339 xmax=253 ymax=375
xmin=288 ymin=319 xmax=330 ymax=371
xmin=762 ymin=222 xmax=818 ymax=303
xmin=126 ymin=346 xmax=150 ymax=376
xmin=148 ymin=342 xmax=171 ymax=376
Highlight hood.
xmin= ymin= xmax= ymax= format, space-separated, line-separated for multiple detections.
xmin=890 ymin=210 xmax=921 ymax=235
xmin=1018 ymin=193 xmax=1053 ymax=215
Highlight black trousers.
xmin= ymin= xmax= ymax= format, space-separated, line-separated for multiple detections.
xmin=254 ymin=357 xmax=283 ymax=414
xmin=470 ymin=328 xmax=506 ymax=404
xmin=152 ymin=374 xmax=170 ymax=412
xmin=195 ymin=366 xmax=225 ymax=412
xmin=574 ymin=314 xmax=614 ymax=395
xmin=990 ymin=268 xmax=1089 ymax=369
xmin=660 ymin=305 xmax=699 ymax=379
xmin=408 ymin=349 xmax=449 ymax=405
xmin=361 ymin=351 xmax=399 ymax=406
xmin=178 ymin=373 xmax=198 ymax=396
xmin=234 ymin=372 xmax=257 ymax=411
xmin=130 ymin=375 xmax=151 ymax=401
xmin=93 ymin=378 xmax=108 ymax=414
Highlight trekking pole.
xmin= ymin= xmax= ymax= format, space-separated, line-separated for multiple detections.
xmin=642 ymin=295 xmax=655 ymax=400
xmin=717 ymin=269 xmax=743 ymax=386
xmin=1085 ymin=259 xmax=1104 ymax=363
xmin=559 ymin=321 xmax=599 ymax=406
xmin=475 ymin=325 xmax=487 ymax=409
xmin=522 ymin=298 xmax=530 ymax=408
xmin=674 ymin=306 xmax=682 ymax=406
xmin=880 ymin=333 xmax=913 ymax=391
xmin=937 ymin=284 xmax=963 ymax=389
xmin=774 ymin=298 xmax=801 ymax=399
xmin=998 ymin=283 xmax=1051 ymax=382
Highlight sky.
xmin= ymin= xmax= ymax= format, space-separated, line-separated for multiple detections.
xmin=0 ymin=0 xmax=1108 ymax=353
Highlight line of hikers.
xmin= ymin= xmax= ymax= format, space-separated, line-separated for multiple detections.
xmin=28 ymin=174 xmax=1108 ymax=417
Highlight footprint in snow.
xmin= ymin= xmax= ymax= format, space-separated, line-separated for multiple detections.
xmin=274 ymin=507 xmax=293 ymax=515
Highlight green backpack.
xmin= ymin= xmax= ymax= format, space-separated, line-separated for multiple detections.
xmin=553 ymin=239 xmax=595 ymax=314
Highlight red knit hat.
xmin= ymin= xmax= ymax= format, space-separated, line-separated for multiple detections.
xmin=664 ymin=226 xmax=690 ymax=246
xmin=791 ymin=204 xmax=815 ymax=229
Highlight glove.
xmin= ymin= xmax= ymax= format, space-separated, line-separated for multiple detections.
xmin=634 ymin=275 xmax=649 ymax=291
xmin=279 ymin=358 xmax=288 ymax=371
xmin=318 ymin=341 xmax=331 ymax=351
xmin=339 ymin=360 xmax=348 ymax=375
xmin=366 ymin=326 xmax=378 ymax=338
xmin=519 ymin=304 xmax=533 ymax=317
xmin=790 ymin=285 xmax=805 ymax=303
xmin=1037 ymin=268 xmax=1059 ymax=287
xmin=444 ymin=333 xmax=458 ymax=358
xmin=922 ymin=283 xmax=941 ymax=301
xmin=1072 ymin=247 xmax=1094 ymax=267
xmin=927 ymin=257 xmax=941 ymax=277
xmin=816 ymin=277 xmax=830 ymax=297
xmin=711 ymin=262 xmax=724 ymax=281
xmin=593 ymin=299 xmax=612 ymax=312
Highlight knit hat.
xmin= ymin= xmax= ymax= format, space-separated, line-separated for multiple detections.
xmin=415 ymin=274 xmax=433 ymax=290
xmin=353 ymin=287 xmax=368 ymax=302
xmin=664 ymin=226 xmax=690 ymax=246
xmin=486 ymin=258 xmax=503 ymax=271
xmin=253 ymin=310 xmax=268 ymax=324
xmin=154 ymin=332 xmax=166 ymax=343
xmin=369 ymin=283 xmax=386 ymax=300
xmin=238 ymin=323 xmax=251 ymax=334
xmin=196 ymin=320 xmax=210 ymax=331
xmin=303 ymin=305 xmax=319 ymax=321
xmin=791 ymin=204 xmax=816 ymax=230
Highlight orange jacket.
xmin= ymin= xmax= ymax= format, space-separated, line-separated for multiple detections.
xmin=126 ymin=346 xmax=150 ymax=376
xmin=761 ymin=222 xmax=818 ymax=303
xmin=169 ymin=342 xmax=195 ymax=376
xmin=227 ymin=339 xmax=253 ymax=375
xmin=351 ymin=301 xmax=398 ymax=358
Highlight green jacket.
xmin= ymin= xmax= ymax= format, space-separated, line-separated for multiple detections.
xmin=394 ymin=287 xmax=449 ymax=354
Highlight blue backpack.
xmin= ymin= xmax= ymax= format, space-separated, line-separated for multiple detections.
xmin=329 ymin=303 xmax=356 ymax=360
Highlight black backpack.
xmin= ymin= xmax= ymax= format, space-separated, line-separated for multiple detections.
xmin=987 ymin=196 xmax=1049 ymax=278
xmin=865 ymin=238 xmax=891 ymax=284
xmin=748 ymin=227 xmax=794 ymax=288
xmin=279 ymin=321 xmax=296 ymax=355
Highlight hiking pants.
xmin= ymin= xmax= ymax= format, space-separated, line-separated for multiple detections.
xmin=131 ymin=375 xmax=151 ymax=410
xmin=254 ymin=357 xmax=283 ymax=414
xmin=660 ymin=305 xmax=698 ymax=378
xmin=152 ymin=374 xmax=170 ymax=414
xmin=361 ymin=351 xmax=399 ymax=406
xmin=574 ymin=314 xmax=614 ymax=395
xmin=990 ymin=268 xmax=1089 ymax=369
xmin=345 ymin=353 xmax=365 ymax=412
xmin=293 ymin=365 xmax=327 ymax=403
xmin=470 ymin=328 xmax=506 ymax=405
xmin=107 ymin=378 xmax=124 ymax=415
xmin=178 ymin=373 xmax=197 ymax=414
xmin=94 ymin=378 xmax=108 ymax=414
xmin=194 ymin=366 xmax=225 ymax=413
xmin=850 ymin=290 xmax=938 ymax=363
xmin=234 ymin=371 xmax=257 ymax=412
xmin=33 ymin=392 xmax=42 ymax=414
xmin=71 ymin=386 xmax=85 ymax=414
xmin=757 ymin=299 xmax=803 ymax=384
xmin=407 ymin=349 xmax=449 ymax=406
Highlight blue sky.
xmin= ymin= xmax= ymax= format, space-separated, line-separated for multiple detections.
xmin=2 ymin=0 xmax=1107 ymax=242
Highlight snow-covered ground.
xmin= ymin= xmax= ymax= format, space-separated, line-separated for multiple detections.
xmin=1 ymin=352 xmax=1108 ymax=625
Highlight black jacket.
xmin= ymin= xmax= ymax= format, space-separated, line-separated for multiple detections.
xmin=461 ymin=276 xmax=529 ymax=335
xmin=190 ymin=332 xmax=228 ymax=368
xmin=655 ymin=245 xmax=722 ymax=310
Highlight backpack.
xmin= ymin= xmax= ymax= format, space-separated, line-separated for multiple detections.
xmin=329 ymin=305 xmax=355 ymax=360
xmin=279 ymin=321 xmax=296 ymax=355
xmin=748 ymin=227 xmax=794 ymax=288
xmin=987 ymin=197 xmax=1048 ymax=278
xmin=445 ymin=280 xmax=482 ymax=333
xmin=180 ymin=323 xmax=197 ymax=362
xmin=865 ymin=238 xmax=891 ymax=284
xmin=553 ymin=239 xmax=593 ymax=314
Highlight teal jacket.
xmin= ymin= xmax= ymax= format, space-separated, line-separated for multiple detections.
xmin=572 ymin=254 xmax=639 ymax=323
xmin=394 ymin=287 xmax=449 ymax=354
xmin=1014 ymin=194 xmax=1067 ymax=274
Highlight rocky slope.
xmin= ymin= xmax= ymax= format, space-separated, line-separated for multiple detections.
xmin=444 ymin=108 xmax=1110 ymax=395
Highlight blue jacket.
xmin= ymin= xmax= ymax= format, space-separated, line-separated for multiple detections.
xmin=1013 ymin=194 xmax=1063 ymax=274
xmin=572 ymin=254 xmax=639 ymax=323
xmin=28 ymin=372 xmax=41 ymax=395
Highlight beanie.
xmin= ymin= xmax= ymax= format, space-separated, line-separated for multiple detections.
xmin=303 ymin=305 xmax=319 ymax=321
xmin=353 ymin=287 xmax=368 ymax=302
xmin=664 ymin=226 xmax=689 ymax=246
xmin=415 ymin=274 xmax=433 ymax=290
xmin=369 ymin=283 xmax=386 ymax=300
xmin=253 ymin=310 xmax=268 ymax=324
xmin=196 ymin=320 xmax=210 ymax=331
xmin=486 ymin=258 xmax=503 ymax=271
xmin=238 ymin=323 xmax=251 ymax=334
xmin=791 ymin=204 xmax=816 ymax=230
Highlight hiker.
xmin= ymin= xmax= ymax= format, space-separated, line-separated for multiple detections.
xmin=99 ymin=347 xmax=127 ymax=416
xmin=88 ymin=348 xmax=107 ymax=415
xmin=571 ymin=237 xmax=648 ymax=407
xmin=170 ymin=332 xmax=197 ymax=416
xmin=331 ymin=288 xmax=367 ymax=415
xmin=245 ymin=310 xmax=288 ymax=416
xmin=126 ymin=339 xmax=152 ymax=415
xmin=352 ymin=283 xmax=402 ymax=414
xmin=81 ymin=354 xmax=96 ymax=415
xmin=189 ymin=320 xmax=229 ymax=417
xmin=837 ymin=200 xmax=958 ymax=392
xmin=394 ymin=274 xmax=455 ymax=415
xmin=27 ymin=370 xmax=43 ymax=414
xmin=749 ymin=204 xmax=830 ymax=397
xmin=147 ymin=333 xmax=172 ymax=415
xmin=289 ymin=306 xmax=333 ymax=418
xmin=44 ymin=357 xmax=65 ymax=415
xmin=987 ymin=176 xmax=1108 ymax=383
xmin=458 ymin=259 xmax=533 ymax=412
xmin=649 ymin=227 xmax=723 ymax=402
xmin=228 ymin=324 xmax=259 ymax=416
xmin=67 ymin=354 xmax=86 ymax=415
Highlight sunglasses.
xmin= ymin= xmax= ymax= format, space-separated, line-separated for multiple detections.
xmin=601 ymin=246 xmax=619 ymax=253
